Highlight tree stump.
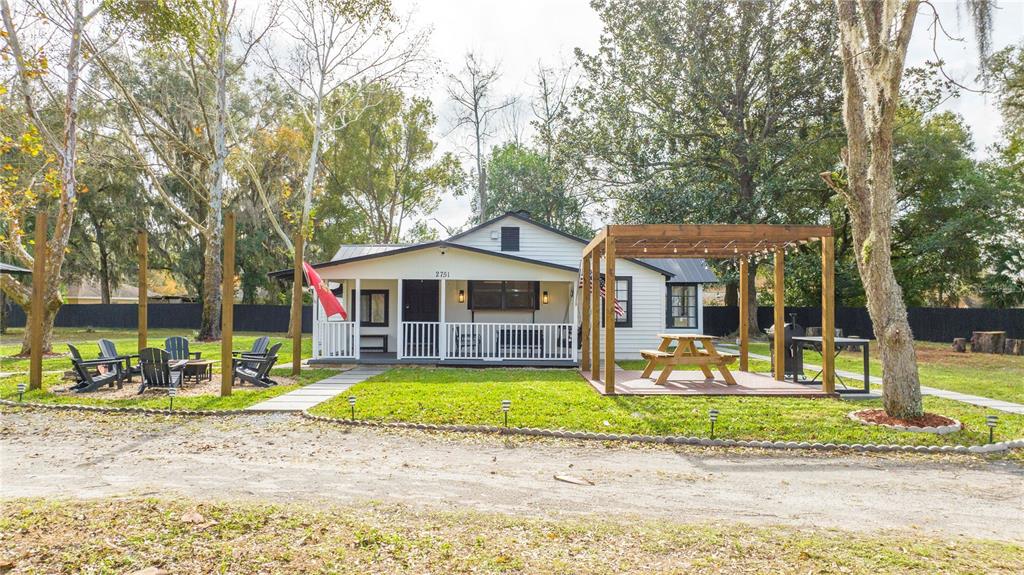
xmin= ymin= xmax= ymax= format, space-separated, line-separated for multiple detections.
xmin=1005 ymin=338 xmax=1024 ymax=356
xmin=806 ymin=327 xmax=822 ymax=337
xmin=952 ymin=338 xmax=968 ymax=353
xmin=972 ymin=331 xmax=1006 ymax=354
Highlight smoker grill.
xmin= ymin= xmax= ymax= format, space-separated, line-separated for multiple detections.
xmin=766 ymin=313 xmax=805 ymax=379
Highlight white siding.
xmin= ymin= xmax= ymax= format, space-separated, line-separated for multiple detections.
xmin=451 ymin=218 xmax=584 ymax=268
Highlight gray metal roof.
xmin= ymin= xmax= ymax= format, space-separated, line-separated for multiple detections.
xmin=639 ymin=258 xmax=718 ymax=283
xmin=331 ymin=244 xmax=412 ymax=261
xmin=1 ymin=262 xmax=31 ymax=274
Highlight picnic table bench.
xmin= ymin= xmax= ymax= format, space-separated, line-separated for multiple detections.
xmin=640 ymin=334 xmax=738 ymax=385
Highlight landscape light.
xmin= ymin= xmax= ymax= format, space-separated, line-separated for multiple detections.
xmin=986 ymin=415 xmax=998 ymax=444
xmin=168 ymin=386 xmax=177 ymax=411
xmin=709 ymin=408 xmax=720 ymax=438
xmin=348 ymin=395 xmax=357 ymax=420
xmin=501 ymin=399 xmax=511 ymax=428
xmin=17 ymin=382 xmax=26 ymax=402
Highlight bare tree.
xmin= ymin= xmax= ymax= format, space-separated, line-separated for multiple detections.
xmin=822 ymin=0 xmax=993 ymax=418
xmin=0 ymin=0 xmax=102 ymax=354
xmin=447 ymin=52 xmax=516 ymax=223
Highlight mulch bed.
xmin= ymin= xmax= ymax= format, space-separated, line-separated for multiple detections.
xmin=853 ymin=409 xmax=958 ymax=428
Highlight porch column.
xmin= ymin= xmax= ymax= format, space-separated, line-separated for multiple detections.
xmin=571 ymin=279 xmax=578 ymax=363
xmin=773 ymin=249 xmax=785 ymax=381
xmin=590 ymin=247 xmax=601 ymax=382
xmin=439 ymin=278 xmax=447 ymax=360
xmin=396 ymin=280 xmax=403 ymax=359
xmin=821 ymin=238 xmax=836 ymax=393
xmin=604 ymin=236 xmax=616 ymax=394
xmin=354 ymin=278 xmax=361 ymax=361
xmin=581 ymin=254 xmax=591 ymax=371
xmin=738 ymin=256 xmax=749 ymax=371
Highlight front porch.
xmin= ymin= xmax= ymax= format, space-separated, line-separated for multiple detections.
xmin=309 ymin=351 xmax=579 ymax=368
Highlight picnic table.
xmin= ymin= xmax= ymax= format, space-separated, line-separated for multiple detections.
xmin=640 ymin=334 xmax=738 ymax=385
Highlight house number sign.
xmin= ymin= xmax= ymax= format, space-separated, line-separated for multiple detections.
xmin=435 ymin=271 xmax=450 ymax=278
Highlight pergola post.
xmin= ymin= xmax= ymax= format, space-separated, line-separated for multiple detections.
xmin=738 ymin=256 xmax=749 ymax=372
xmin=604 ymin=236 xmax=616 ymax=394
xmin=590 ymin=246 xmax=600 ymax=382
xmin=220 ymin=212 xmax=235 ymax=397
xmin=138 ymin=230 xmax=148 ymax=352
xmin=581 ymin=254 xmax=591 ymax=372
xmin=29 ymin=211 xmax=47 ymax=391
xmin=821 ymin=237 xmax=836 ymax=393
xmin=291 ymin=230 xmax=304 ymax=376
xmin=773 ymin=248 xmax=785 ymax=382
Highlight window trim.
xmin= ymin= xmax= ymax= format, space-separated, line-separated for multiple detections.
xmin=665 ymin=283 xmax=699 ymax=330
xmin=600 ymin=275 xmax=632 ymax=328
xmin=467 ymin=280 xmax=539 ymax=310
xmin=350 ymin=289 xmax=390 ymax=327
xmin=500 ymin=226 xmax=520 ymax=251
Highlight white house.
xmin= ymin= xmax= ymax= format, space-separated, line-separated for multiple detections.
xmin=279 ymin=211 xmax=718 ymax=364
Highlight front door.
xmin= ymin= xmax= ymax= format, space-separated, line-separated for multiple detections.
xmin=402 ymin=280 xmax=439 ymax=356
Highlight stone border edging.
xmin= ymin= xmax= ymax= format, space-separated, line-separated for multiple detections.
xmin=848 ymin=409 xmax=963 ymax=435
xmin=300 ymin=410 xmax=1024 ymax=454
xmin=0 ymin=398 xmax=256 ymax=417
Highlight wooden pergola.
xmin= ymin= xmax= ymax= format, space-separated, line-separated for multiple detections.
xmin=580 ymin=224 xmax=836 ymax=394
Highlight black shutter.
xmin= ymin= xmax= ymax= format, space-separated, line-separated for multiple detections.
xmin=500 ymin=226 xmax=520 ymax=251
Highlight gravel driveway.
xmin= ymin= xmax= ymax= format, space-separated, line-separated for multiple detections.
xmin=2 ymin=410 xmax=1022 ymax=541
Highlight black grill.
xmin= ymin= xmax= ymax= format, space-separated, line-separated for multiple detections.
xmin=766 ymin=313 xmax=805 ymax=378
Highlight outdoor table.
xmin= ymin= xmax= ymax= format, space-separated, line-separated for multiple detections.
xmin=791 ymin=336 xmax=871 ymax=394
xmin=183 ymin=359 xmax=216 ymax=384
xmin=640 ymin=334 xmax=738 ymax=385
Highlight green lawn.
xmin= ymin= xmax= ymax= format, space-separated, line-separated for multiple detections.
xmin=1 ymin=327 xmax=312 ymax=375
xmin=740 ymin=340 xmax=1024 ymax=404
xmin=5 ymin=498 xmax=1020 ymax=574
xmin=309 ymin=368 xmax=1024 ymax=447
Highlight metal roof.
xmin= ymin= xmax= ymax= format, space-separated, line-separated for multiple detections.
xmin=638 ymin=258 xmax=718 ymax=283
xmin=0 ymin=262 xmax=31 ymax=274
xmin=331 ymin=244 xmax=411 ymax=260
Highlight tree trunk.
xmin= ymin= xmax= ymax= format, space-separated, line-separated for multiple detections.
xmin=745 ymin=261 xmax=760 ymax=337
xmin=198 ymin=233 xmax=223 ymax=341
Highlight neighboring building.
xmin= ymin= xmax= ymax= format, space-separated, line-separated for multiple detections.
xmin=65 ymin=282 xmax=157 ymax=304
xmin=275 ymin=211 xmax=718 ymax=363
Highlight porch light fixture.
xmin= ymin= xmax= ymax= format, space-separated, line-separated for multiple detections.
xmin=458 ymin=289 xmax=465 ymax=303
xmin=17 ymin=382 xmax=26 ymax=402
xmin=542 ymin=291 xmax=549 ymax=304
xmin=501 ymin=399 xmax=511 ymax=427
xmin=168 ymin=386 xmax=177 ymax=412
xmin=986 ymin=415 xmax=998 ymax=444
xmin=348 ymin=395 xmax=357 ymax=420
xmin=709 ymin=408 xmax=720 ymax=438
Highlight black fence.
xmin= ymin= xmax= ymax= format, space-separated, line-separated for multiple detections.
xmin=702 ymin=306 xmax=1024 ymax=342
xmin=3 ymin=303 xmax=312 ymax=333
xmin=5 ymin=303 xmax=1022 ymax=343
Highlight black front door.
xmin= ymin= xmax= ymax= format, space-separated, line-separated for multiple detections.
xmin=402 ymin=280 xmax=439 ymax=321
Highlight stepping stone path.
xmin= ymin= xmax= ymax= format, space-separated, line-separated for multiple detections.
xmin=246 ymin=367 xmax=387 ymax=412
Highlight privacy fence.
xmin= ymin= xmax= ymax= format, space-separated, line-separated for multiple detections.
xmin=3 ymin=303 xmax=1022 ymax=342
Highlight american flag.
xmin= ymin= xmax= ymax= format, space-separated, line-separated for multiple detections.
xmin=579 ymin=271 xmax=625 ymax=318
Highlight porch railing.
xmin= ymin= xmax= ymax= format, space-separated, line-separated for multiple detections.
xmin=444 ymin=322 xmax=575 ymax=361
xmin=401 ymin=321 xmax=439 ymax=359
xmin=313 ymin=320 xmax=355 ymax=359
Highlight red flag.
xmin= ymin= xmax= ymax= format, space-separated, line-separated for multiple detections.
xmin=303 ymin=262 xmax=347 ymax=320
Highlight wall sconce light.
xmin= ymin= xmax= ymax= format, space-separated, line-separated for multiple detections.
xmin=458 ymin=289 xmax=465 ymax=303
xmin=542 ymin=291 xmax=550 ymax=304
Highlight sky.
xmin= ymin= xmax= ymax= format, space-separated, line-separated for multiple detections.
xmin=394 ymin=1 xmax=1024 ymax=232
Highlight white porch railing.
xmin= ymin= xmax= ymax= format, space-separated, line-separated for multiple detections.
xmin=313 ymin=320 xmax=355 ymax=359
xmin=401 ymin=321 xmax=440 ymax=359
xmin=444 ymin=322 xmax=575 ymax=361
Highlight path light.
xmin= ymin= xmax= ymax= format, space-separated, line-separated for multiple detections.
xmin=501 ymin=399 xmax=511 ymax=428
xmin=986 ymin=415 xmax=998 ymax=444
xmin=17 ymin=382 xmax=26 ymax=402
xmin=709 ymin=408 xmax=720 ymax=439
xmin=168 ymin=386 xmax=177 ymax=412
xmin=348 ymin=395 xmax=356 ymax=420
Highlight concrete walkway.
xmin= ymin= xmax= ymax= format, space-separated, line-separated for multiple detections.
xmin=719 ymin=345 xmax=1024 ymax=415
xmin=246 ymin=367 xmax=387 ymax=412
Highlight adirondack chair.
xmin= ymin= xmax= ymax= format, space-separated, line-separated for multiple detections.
xmin=97 ymin=338 xmax=138 ymax=382
xmin=68 ymin=344 xmax=122 ymax=392
xmin=232 ymin=336 xmax=270 ymax=370
xmin=164 ymin=336 xmax=201 ymax=360
xmin=137 ymin=347 xmax=183 ymax=394
xmin=232 ymin=343 xmax=281 ymax=387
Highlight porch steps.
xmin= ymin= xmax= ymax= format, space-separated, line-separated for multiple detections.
xmin=245 ymin=367 xmax=387 ymax=412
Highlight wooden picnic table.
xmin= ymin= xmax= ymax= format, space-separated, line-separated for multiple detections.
xmin=640 ymin=334 xmax=738 ymax=385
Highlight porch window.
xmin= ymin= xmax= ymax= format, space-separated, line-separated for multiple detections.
xmin=601 ymin=276 xmax=632 ymax=328
xmin=468 ymin=280 xmax=539 ymax=310
xmin=667 ymin=284 xmax=698 ymax=329
xmin=352 ymin=289 xmax=389 ymax=327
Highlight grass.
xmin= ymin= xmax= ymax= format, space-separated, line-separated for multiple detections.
xmin=309 ymin=368 xmax=1024 ymax=447
xmin=740 ymin=340 xmax=1024 ymax=404
xmin=0 ymin=327 xmax=312 ymax=375
xmin=1 ymin=497 xmax=1020 ymax=574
